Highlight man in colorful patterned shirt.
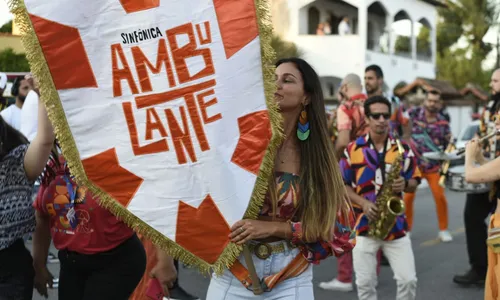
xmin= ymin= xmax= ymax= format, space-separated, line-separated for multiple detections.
xmin=340 ymin=96 xmax=420 ymax=300
xmin=403 ymin=89 xmax=453 ymax=242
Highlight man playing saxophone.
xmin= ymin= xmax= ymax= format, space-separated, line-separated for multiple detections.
xmin=339 ymin=96 xmax=421 ymax=300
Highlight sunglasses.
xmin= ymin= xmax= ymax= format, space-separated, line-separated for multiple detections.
xmin=369 ymin=113 xmax=391 ymax=120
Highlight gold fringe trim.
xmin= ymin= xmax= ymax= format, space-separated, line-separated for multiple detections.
xmin=8 ymin=0 xmax=282 ymax=276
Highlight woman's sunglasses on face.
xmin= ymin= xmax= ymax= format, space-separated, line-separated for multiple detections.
xmin=369 ymin=113 xmax=391 ymax=120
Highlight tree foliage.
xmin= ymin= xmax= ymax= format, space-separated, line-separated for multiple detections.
xmin=0 ymin=20 xmax=12 ymax=33
xmin=436 ymin=0 xmax=499 ymax=89
xmin=270 ymin=34 xmax=302 ymax=60
xmin=394 ymin=25 xmax=431 ymax=56
xmin=0 ymin=48 xmax=30 ymax=72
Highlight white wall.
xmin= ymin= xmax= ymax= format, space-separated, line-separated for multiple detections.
xmin=298 ymin=0 xmax=359 ymax=35
xmin=294 ymin=35 xmax=363 ymax=77
xmin=274 ymin=0 xmax=438 ymax=90
xmin=366 ymin=50 xmax=434 ymax=91
xmin=447 ymin=106 xmax=474 ymax=138
xmin=365 ymin=0 xmax=437 ymax=28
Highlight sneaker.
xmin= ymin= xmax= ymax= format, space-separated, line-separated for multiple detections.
xmin=47 ymin=277 xmax=59 ymax=289
xmin=165 ymin=285 xmax=200 ymax=300
xmin=453 ymin=269 xmax=485 ymax=286
xmin=318 ymin=278 xmax=353 ymax=292
xmin=439 ymin=230 xmax=453 ymax=242
xmin=47 ymin=252 xmax=59 ymax=264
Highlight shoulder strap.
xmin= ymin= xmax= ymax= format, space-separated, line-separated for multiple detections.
xmin=229 ymin=253 xmax=309 ymax=292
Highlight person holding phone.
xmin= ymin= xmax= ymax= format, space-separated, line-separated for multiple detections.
xmin=0 ymin=74 xmax=54 ymax=300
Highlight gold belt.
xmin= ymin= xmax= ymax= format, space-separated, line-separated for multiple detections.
xmin=487 ymin=228 xmax=500 ymax=253
xmin=248 ymin=241 xmax=296 ymax=260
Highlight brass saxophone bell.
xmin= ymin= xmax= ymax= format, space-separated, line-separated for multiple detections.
xmin=387 ymin=197 xmax=405 ymax=216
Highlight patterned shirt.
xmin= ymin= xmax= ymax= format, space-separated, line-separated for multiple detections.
xmin=340 ymin=134 xmax=421 ymax=241
xmin=388 ymin=95 xmax=409 ymax=137
xmin=260 ymin=172 xmax=356 ymax=264
xmin=408 ymin=106 xmax=451 ymax=173
xmin=336 ymin=94 xmax=369 ymax=141
xmin=0 ymin=144 xmax=36 ymax=250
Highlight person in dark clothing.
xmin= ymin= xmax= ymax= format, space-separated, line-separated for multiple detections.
xmin=453 ymin=68 xmax=500 ymax=285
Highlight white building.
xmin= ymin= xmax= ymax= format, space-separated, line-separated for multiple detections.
xmin=271 ymin=0 xmax=445 ymax=99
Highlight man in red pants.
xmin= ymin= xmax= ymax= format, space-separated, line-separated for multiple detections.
xmin=319 ymin=74 xmax=379 ymax=292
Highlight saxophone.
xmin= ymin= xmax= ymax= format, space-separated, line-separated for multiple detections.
xmin=438 ymin=136 xmax=456 ymax=187
xmin=368 ymin=138 xmax=406 ymax=240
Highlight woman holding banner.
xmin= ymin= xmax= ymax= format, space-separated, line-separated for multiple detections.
xmin=0 ymin=74 xmax=54 ymax=300
xmin=206 ymin=58 xmax=355 ymax=299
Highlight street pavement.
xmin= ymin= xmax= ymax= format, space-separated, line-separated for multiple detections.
xmin=33 ymin=187 xmax=485 ymax=300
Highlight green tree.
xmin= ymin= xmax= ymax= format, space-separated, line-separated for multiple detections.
xmin=270 ymin=34 xmax=302 ymax=60
xmin=0 ymin=20 xmax=12 ymax=33
xmin=417 ymin=26 xmax=431 ymax=55
xmin=394 ymin=35 xmax=410 ymax=53
xmin=435 ymin=0 xmax=499 ymax=89
xmin=0 ymin=48 xmax=30 ymax=72
xmin=394 ymin=25 xmax=431 ymax=55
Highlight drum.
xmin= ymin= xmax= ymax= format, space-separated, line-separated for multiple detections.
xmin=446 ymin=165 xmax=491 ymax=194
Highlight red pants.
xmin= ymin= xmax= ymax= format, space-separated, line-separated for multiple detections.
xmin=337 ymin=249 xmax=381 ymax=283
xmin=403 ymin=172 xmax=449 ymax=231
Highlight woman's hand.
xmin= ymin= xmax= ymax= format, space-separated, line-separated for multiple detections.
xmin=465 ymin=138 xmax=481 ymax=163
xmin=25 ymin=73 xmax=40 ymax=95
xmin=34 ymin=265 xmax=53 ymax=298
xmin=229 ymin=220 xmax=274 ymax=245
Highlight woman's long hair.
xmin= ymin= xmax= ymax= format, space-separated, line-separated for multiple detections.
xmin=273 ymin=58 xmax=348 ymax=242
xmin=0 ymin=115 xmax=28 ymax=160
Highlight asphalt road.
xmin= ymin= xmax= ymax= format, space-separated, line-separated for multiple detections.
xmin=32 ymin=186 xmax=485 ymax=300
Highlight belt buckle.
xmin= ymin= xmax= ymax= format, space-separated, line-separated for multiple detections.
xmin=487 ymin=234 xmax=500 ymax=253
xmin=254 ymin=242 xmax=272 ymax=260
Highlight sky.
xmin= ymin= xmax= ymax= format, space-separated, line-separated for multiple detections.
xmin=0 ymin=1 xmax=10 ymax=27
xmin=0 ymin=1 xmax=499 ymax=68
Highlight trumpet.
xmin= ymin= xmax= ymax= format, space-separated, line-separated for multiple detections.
xmin=455 ymin=129 xmax=500 ymax=156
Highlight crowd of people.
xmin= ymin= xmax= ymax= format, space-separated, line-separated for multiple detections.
xmin=1 ymin=59 xmax=500 ymax=300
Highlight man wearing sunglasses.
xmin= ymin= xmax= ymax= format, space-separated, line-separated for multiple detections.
xmin=340 ymin=95 xmax=420 ymax=300
xmin=403 ymin=89 xmax=453 ymax=243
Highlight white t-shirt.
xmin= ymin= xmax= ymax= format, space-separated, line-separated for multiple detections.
xmin=20 ymin=90 xmax=39 ymax=141
xmin=1 ymin=105 xmax=22 ymax=131
xmin=338 ymin=21 xmax=351 ymax=36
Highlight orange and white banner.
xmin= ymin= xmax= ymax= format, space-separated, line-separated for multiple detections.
xmin=12 ymin=0 xmax=281 ymax=273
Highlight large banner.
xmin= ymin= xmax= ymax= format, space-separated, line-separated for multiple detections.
xmin=10 ymin=0 xmax=282 ymax=273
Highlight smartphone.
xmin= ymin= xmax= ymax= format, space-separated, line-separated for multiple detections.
xmin=146 ymin=278 xmax=164 ymax=300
